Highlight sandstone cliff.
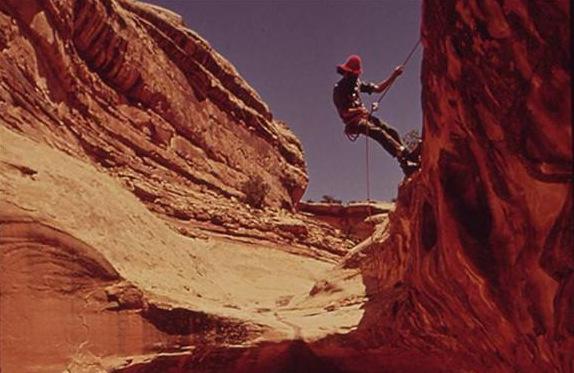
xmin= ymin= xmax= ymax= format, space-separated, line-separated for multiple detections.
xmin=1 ymin=0 xmax=572 ymax=372
xmin=0 ymin=0 xmax=355 ymax=257
xmin=298 ymin=201 xmax=393 ymax=241
xmin=314 ymin=1 xmax=572 ymax=371
xmin=0 ymin=0 xmax=359 ymax=371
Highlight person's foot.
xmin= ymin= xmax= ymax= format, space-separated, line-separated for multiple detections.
xmin=399 ymin=157 xmax=419 ymax=176
xmin=397 ymin=146 xmax=409 ymax=161
xmin=398 ymin=148 xmax=420 ymax=176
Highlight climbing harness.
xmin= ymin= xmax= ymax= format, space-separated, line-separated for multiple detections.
xmin=346 ymin=131 xmax=360 ymax=142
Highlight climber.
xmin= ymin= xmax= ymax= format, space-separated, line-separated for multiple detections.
xmin=333 ymin=54 xmax=420 ymax=175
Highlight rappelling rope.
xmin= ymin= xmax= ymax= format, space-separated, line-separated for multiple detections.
xmin=371 ymin=38 xmax=421 ymax=111
xmin=363 ymin=38 xmax=421 ymax=223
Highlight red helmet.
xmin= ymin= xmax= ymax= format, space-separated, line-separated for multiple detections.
xmin=338 ymin=54 xmax=362 ymax=75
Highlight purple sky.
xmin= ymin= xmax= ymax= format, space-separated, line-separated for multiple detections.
xmin=146 ymin=0 xmax=423 ymax=202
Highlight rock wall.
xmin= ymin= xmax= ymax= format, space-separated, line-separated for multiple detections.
xmin=0 ymin=0 xmax=356 ymax=256
xmin=0 ymin=125 xmax=346 ymax=372
xmin=170 ymin=1 xmax=568 ymax=372
xmin=351 ymin=0 xmax=572 ymax=371
xmin=1 ymin=0 xmax=571 ymax=372
xmin=0 ymin=1 xmax=360 ymax=371
xmin=298 ymin=201 xmax=394 ymax=241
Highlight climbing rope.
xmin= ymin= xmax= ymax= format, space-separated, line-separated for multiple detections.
xmin=363 ymin=37 xmax=421 ymax=221
xmin=371 ymin=38 xmax=421 ymax=112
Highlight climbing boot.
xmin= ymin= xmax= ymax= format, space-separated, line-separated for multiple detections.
xmin=400 ymin=158 xmax=420 ymax=176
xmin=398 ymin=147 xmax=420 ymax=177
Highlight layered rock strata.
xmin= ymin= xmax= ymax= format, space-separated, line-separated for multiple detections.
xmin=298 ymin=201 xmax=393 ymax=241
xmin=0 ymin=0 xmax=354 ymax=259
xmin=1 ymin=0 xmax=571 ymax=372
xmin=110 ymin=0 xmax=573 ymax=371
xmin=0 ymin=0 xmax=362 ymax=371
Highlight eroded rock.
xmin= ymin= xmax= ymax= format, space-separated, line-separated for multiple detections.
xmin=1 ymin=0 xmax=571 ymax=372
xmin=0 ymin=0 xmax=353 ymax=257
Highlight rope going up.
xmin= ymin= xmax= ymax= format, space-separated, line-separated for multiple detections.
xmin=363 ymin=37 xmax=421 ymax=220
xmin=371 ymin=38 xmax=421 ymax=113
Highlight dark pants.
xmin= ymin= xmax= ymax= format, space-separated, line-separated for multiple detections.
xmin=345 ymin=114 xmax=404 ymax=158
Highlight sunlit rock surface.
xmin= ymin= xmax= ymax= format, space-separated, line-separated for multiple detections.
xmin=131 ymin=0 xmax=572 ymax=371
xmin=0 ymin=0 xmax=360 ymax=371
xmin=298 ymin=201 xmax=394 ymax=241
xmin=0 ymin=0 xmax=358 ymax=256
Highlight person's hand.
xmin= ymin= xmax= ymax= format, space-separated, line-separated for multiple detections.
xmin=393 ymin=65 xmax=404 ymax=77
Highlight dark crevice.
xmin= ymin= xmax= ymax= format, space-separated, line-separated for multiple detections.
xmin=438 ymin=140 xmax=497 ymax=287
xmin=421 ymin=200 xmax=437 ymax=252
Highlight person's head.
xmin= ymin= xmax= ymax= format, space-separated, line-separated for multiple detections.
xmin=337 ymin=54 xmax=362 ymax=77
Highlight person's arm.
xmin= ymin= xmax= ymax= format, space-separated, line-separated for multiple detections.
xmin=375 ymin=65 xmax=404 ymax=93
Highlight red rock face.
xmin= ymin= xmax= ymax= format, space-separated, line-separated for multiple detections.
xmin=180 ymin=1 xmax=570 ymax=371
xmin=351 ymin=0 xmax=572 ymax=371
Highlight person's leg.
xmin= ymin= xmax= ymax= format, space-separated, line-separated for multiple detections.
xmin=366 ymin=117 xmax=405 ymax=157
xmin=346 ymin=118 xmax=403 ymax=157
xmin=368 ymin=116 xmax=422 ymax=176
xmin=370 ymin=116 xmax=403 ymax=146
xmin=345 ymin=118 xmax=421 ymax=176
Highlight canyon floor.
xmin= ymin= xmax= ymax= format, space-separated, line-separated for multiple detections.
xmin=1 ymin=125 xmax=372 ymax=372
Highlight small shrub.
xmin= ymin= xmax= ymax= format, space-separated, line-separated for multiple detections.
xmin=321 ymin=195 xmax=342 ymax=204
xmin=242 ymin=175 xmax=270 ymax=209
xmin=402 ymin=129 xmax=421 ymax=153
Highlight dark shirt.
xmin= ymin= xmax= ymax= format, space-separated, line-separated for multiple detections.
xmin=333 ymin=75 xmax=377 ymax=115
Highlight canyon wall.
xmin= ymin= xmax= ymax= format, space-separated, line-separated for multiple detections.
xmin=0 ymin=0 xmax=355 ymax=255
xmin=1 ymin=0 xmax=571 ymax=372
xmin=0 ymin=1 xmax=357 ymax=371
xmin=298 ymin=201 xmax=394 ymax=241
xmin=349 ymin=0 xmax=572 ymax=371
xmin=91 ymin=1 xmax=573 ymax=371
xmin=1 ymin=0 xmax=306 ymax=207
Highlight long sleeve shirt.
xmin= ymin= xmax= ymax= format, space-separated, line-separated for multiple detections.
xmin=333 ymin=75 xmax=377 ymax=119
